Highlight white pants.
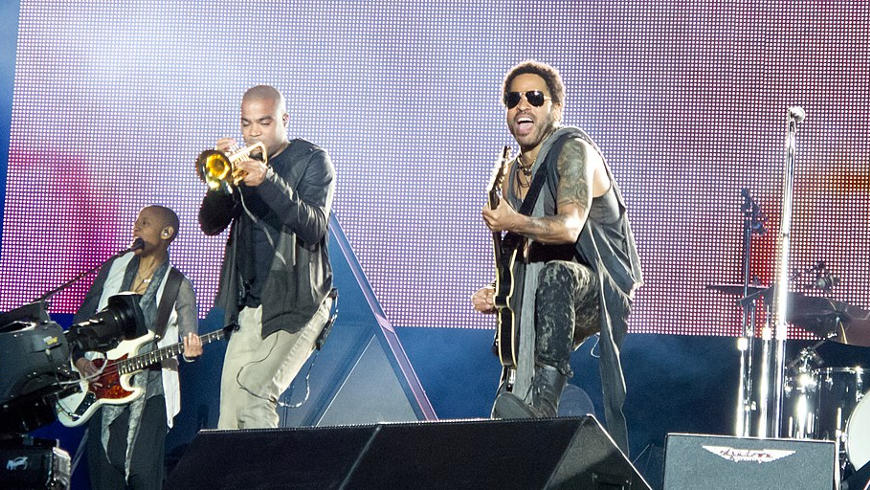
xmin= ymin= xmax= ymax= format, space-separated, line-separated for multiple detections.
xmin=217 ymin=301 xmax=330 ymax=429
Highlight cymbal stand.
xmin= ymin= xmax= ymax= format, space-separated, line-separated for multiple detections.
xmin=735 ymin=188 xmax=766 ymax=436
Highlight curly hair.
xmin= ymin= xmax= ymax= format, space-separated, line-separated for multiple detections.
xmin=501 ymin=60 xmax=565 ymax=107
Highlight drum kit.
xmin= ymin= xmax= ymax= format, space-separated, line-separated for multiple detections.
xmin=709 ymin=283 xmax=870 ymax=476
xmin=709 ymin=110 xmax=869 ymax=485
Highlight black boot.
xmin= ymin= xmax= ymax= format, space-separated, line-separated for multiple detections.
xmin=494 ymin=363 xmax=568 ymax=419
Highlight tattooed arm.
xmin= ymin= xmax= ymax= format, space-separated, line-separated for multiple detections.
xmin=482 ymin=138 xmax=602 ymax=244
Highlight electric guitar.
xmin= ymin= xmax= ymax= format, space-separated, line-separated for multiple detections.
xmin=55 ymin=326 xmax=232 ymax=427
xmin=488 ymin=145 xmax=522 ymax=373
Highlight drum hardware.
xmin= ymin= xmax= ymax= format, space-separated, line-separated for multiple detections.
xmin=799 ymin=261 xmax=840 ymax=293
xmin=711 ymin=107 xmax=870 ymax=484
xmin=728 ymin=187 xmax=768 ymax=437
xmin=787 ymin=344 xmax=825 ymax=372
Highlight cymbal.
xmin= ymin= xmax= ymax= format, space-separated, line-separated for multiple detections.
xmin=705 ymin=283 xmax=770 ymax=296
xmin=707 ymin=285 xmax=870 ymax=347
xmin=834 ymin=302 xmax=870 ymax=348
xmin=786 ymin=293 xmax=845 ymax=338
xmin=784 ymin=293 xmax=870 ymax=347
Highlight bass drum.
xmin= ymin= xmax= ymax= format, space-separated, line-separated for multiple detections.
xmin=846 ymin=391 xmax=870 ymax=471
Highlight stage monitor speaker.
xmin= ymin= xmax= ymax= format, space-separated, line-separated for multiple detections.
xmin=166 ymin=416 xmax=651 ymax=489
xmin=663 ymin=433 xmax=837 ymax=490
xmin=0 ymin=441 xmax=70 ymax=490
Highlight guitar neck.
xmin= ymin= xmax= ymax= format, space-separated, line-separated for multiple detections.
xmin=488 ymin=187 xmax=500 ymax=210
xmin=118 ymin=328 xmax=227 ymax=375
xmin=488 ymin=146 xmax=512 ymax=259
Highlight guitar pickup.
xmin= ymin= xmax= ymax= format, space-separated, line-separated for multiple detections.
xmin=72 ymin=392 xmax=97 ymax=417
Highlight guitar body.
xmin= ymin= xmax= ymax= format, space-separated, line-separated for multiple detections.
xmin=55 ymin=325 xmax=230 ymax=427
xmin=487 ymin=146 xmax=522 ymax=376
xmin=493 ymin=234 xmax=521 ymax=369
xmin=55 ymin=333 xmax=154 ymax=427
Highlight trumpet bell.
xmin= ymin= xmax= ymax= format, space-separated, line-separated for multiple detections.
xmin=196 ymin=149 xmax=231 ymax=190
xmin=195 ymin=141 xmax=269 ymax=190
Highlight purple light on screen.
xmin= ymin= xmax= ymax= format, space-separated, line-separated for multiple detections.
xmin=1 ymin=1 xmax=869 ymax=340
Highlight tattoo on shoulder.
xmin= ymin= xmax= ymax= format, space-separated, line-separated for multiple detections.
xmin=556 ymin=139 xmax=591 ymax=209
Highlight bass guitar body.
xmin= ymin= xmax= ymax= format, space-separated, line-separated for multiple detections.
xmin=55 ymin=325 xmax=230 ymax=427
xmin=55 ymin=333 xmax=154 ymax=427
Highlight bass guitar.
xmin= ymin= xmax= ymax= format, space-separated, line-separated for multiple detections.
xmin=55 ymin=325 xmax=232 ymax=427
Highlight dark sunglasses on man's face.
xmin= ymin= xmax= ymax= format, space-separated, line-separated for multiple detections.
xmin=504 ymin=90 xmax=550 ymax=109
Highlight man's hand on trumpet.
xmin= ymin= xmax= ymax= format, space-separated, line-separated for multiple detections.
xmin=215 ymin=137 xmax=236 ymax=153
xmin=214 ymin=137 xmax=268 ymax=187
xmin=232 ymin=157 xmax=268 ymax=186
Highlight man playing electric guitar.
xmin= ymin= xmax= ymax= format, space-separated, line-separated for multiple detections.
xmin=72 ymin=205 xmax=201 ymax=490
xmin=472 ymin=61 xmax=642 ymax=454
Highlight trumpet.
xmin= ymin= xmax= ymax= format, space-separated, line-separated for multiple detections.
xmin=195 ymin=141 xmax=269 ymax=190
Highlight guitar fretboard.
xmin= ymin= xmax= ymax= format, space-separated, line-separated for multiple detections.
xmin=118 ymin=328 xmax=227 ymax=375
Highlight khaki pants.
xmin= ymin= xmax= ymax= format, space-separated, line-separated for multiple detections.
xmin=217 ymin=301 xmax=330 ymax=429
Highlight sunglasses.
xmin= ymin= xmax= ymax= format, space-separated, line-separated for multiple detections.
xmin=504 ymin=90 xmax=550 ymax=109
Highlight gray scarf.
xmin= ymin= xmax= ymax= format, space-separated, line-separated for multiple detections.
xmin=100 ymin=258 xmax=167 ymax=480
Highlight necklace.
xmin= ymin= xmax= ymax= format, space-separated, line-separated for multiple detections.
xmin=132 ymin=274 xmax=152 ymax=293
xmin=515 ymin=168 xmax=531 ymax=189
xmin=516 ymin=155 xmax=533 ymax=176
xmin=132 ymin=262 xmax=158 ymax=292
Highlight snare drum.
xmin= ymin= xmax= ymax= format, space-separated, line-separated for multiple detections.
xmin=846 ymin=389 xmax=869 ymax=470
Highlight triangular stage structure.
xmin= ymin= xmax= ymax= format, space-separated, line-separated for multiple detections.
xmin=166 ymin=215 xmax=436 ymax=457
xmin=279 ymin=214 xmax=436 ymax=426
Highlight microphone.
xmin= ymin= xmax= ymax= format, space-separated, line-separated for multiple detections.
xmin=814 ymin=272 xmax=840 ymax=292
xmin=128 ymin=237 xmax=145 ymax=252
xmin=740 ymin=187 xmax=759 ymax=212
xmin=787 ymin=106 xmax=806 ymax=123
xmin=739 ymin=188 xmax=765 ymax=233
xmin=32 ymin=237 xmax=146 ymax=303
xmin=808 ymin=261 xmax=838 ymax=292
xmin=802 ymin=260 xmax=825 ymax=274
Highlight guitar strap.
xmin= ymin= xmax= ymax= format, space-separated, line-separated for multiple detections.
xmin=494 ymin=132 xmax=575 ymax=392
xmin=154 ymin=267 xmax=183 ymax=340
xmin=517 ymin=132 xmax=574 ymax=216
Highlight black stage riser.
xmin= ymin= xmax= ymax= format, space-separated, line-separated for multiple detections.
xmin=167 ymin=416 xmax=651 ymax=489
xmin=663 ymin=433 xmax=837 ymax=489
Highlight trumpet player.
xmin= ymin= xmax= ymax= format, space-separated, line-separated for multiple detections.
xmin=199 ymin=84 xmax=336 ymax=429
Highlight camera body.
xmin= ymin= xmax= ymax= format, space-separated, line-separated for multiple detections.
xmin=0 ymin=294 xmax=145 ymax=433
xmin=0 ymin=320 xmax=76 ymax=433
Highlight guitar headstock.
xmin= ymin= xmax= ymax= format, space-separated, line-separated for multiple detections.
xmin=488 ymin=145 xmax=513 ymax=208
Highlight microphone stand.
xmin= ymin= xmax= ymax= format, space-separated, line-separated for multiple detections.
xmin=735 ymin=188 xmax=766 ymax=437
xmin=764 ymin=106 xmax=805 ymax=438
xmin=31 ymin=239 xmax=144 ymax=304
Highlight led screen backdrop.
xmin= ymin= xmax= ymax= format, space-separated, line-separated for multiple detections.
xmin=1 ymin=1 xmax=868 ymax=338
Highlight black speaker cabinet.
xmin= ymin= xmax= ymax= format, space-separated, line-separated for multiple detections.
xmin=167 ymin=416 xmax=651 ymax=489
xmin=663 ymin=433 xmax=837 ymax=489
xmin=0 ymin=441 xmax=70 ymax=490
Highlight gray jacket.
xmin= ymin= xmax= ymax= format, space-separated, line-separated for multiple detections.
xmin=199 ymin=138 xmax=335 ymax=337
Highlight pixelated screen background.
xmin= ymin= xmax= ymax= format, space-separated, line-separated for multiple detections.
xmin=1 ymin=1 xmax=868 ymax=338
